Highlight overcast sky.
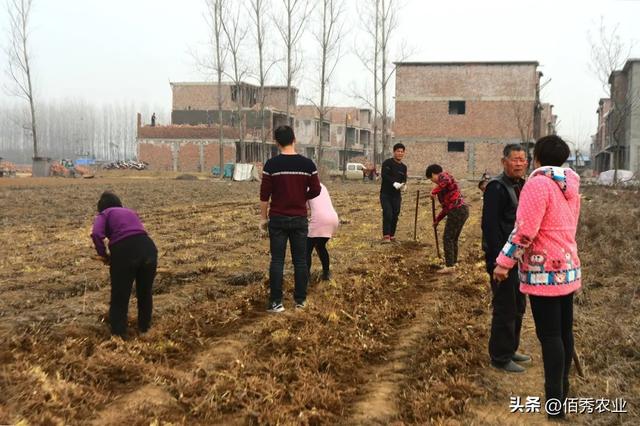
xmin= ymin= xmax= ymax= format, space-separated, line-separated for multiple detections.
xmin=1 ymin=0 xmax=639 ymax=149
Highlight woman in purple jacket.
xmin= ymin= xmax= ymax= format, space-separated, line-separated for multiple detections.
xmin=91 ymin=191 xmax=157 ymax=337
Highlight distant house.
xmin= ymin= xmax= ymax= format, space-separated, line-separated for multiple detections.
xmin=394 ymin=61 xmax=557 ymax=178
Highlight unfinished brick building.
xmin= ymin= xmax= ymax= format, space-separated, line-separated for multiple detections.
xmin=138 ymin=80 xmax=386 ymax=172
xmin=136 ymin=114 xmax=239 ymax=172
xmin=137 ymin=82 xmax=297 ymax=171
xmin=591 ymin=98 xmax=612 ymax=173
xmin=394 ymin=61 xmax=553 ymax=178
xmin=295 ymin=106 xmax=379 ymax=169
xmin=539 ymin=103 xmax=558 ymax=138
xmin=591 ymin=59 xmax=640 ymax=174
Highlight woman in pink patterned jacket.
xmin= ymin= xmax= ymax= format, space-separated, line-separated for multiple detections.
xmin=493 ymin=135 xmax=581 ymax=420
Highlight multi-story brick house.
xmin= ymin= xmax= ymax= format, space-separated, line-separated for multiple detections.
xmin=394 ymin=61 xmax=546 ymax=178
xmin=137 ymin=80 xmax=381 ymax=172
xmin=137 ymin=82 xmax=297 ymax=171
xmin=539 ymin=103 xmax=557 ymax=138
xmin=295 ymin=105 xmax=378 ymax=169
xmin=592 ymin=98 xmax=612 ymax=173
xmin=596 ymin=59 xmax=640 ymax=174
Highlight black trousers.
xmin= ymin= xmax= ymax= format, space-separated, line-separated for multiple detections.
xmin=306 ymin=237 xmax=330 ymax=273
xmin=530 ymin=293 xmax=574 ymax=410
xmin=268 ymin=216 xmax=309 ymax=304
xmin=109 ymin=234 xmax=157 ymax=337
xmin=443 ymin=205 xmax=469 ymax=266
xmin=380 ymin=193 xmax=401 ymax=237
xmin=489 ymin=269 xmax=526 ymax=364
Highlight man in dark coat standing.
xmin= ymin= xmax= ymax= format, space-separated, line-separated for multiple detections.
xmin=482 ymin=144 xmax=531 ymax=373
xmin=380 ymin=143 xmax=407 ymax=243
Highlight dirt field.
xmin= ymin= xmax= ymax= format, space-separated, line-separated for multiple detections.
xmin=0 ymin=174 xmax=637 ymax=425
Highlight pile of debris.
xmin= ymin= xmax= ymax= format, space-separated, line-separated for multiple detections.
xmin=0 ymin=160 xmax=17 ymax=177
xmin=102 ymin=160 xmax=147 ymax=170
xmin=49 ymin=160 xmax=94 ymax=178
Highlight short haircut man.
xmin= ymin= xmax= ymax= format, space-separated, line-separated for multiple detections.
xmin=260 ymin=125 xmax=321 ymax=312
xmin=379 ymin=143 xmax=407 ymax=242
xmin=481 ymin=142 xmax=530 ymax=372
xmin=274 ymin=125 xmax=295 ymax=147
xmin=393 ymin=143 xmax=405 ymax=152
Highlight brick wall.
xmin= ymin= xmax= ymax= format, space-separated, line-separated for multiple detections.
xmin=177 ymin=143 xmax=201 ymax=172
xmin=396 ymin=100 xmax=530 ymax=139
xmin=204 ymin=143 xmax=236 ymax=170
xmin=172 ymin=83 xmax=296 ymax=112
xmin=138 ymin=139 xmax=236 ymax=172
xmin=396 ymin=63 xmax=538 ymax=99
xmin=138 ymin=142 xmax=173 ymax=171
xmin=395 ymin=62 xmax=539 ymax=178
xmin=399 ymin=140 xmax=506 ymax=179
xmin=474 ymin=141 xmax=509 ymax=176
xmin=263 ymin=87 xmax=297 ymax=111
xmin=138 ymin=125 xmax=239 ymax=140
xmin=172 ymin=84 xmax=233 ymax=110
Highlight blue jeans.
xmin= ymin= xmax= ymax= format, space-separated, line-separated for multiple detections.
xmin=268 ymin=216 xmax=309 ymax=304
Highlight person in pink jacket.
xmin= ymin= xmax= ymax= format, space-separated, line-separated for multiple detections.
xmin=493 ymin=135 xmax=581 ymax=420
xmin=307 ymin=183 xmax=339 ymax=281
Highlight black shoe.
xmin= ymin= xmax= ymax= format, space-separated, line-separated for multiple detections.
xmin=512 ymin=352 xmax=531 ymax=363
xmin=321 ymin=271 xmax=332 ymax=281
xmin=267 ymin=301 xmax=285 ymax=313
xmin=491 ymin=360 xmax=525 ymax=373
xmin=294 ymin=300 xmax=306 ymax=309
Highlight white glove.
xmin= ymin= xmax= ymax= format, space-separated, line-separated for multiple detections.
xmin=393 ymin=182 xmax=402 ymax=190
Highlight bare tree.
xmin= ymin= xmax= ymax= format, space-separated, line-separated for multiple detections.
xmin=510 ymin=97 xmax=535 ymax=150
xmin=352 ymin=0 xmax=381 ymax=165
xmin=204 ymin=0 xmax=228 ymax=173
xmin=248 ymin=0 xmax=279 ymax=162
xmin=311 ymin=0 xmax=345 ymax=165
xmin=5 ymin=0 xmax=38 ymax=162
xmin=221 ymin=1 xmax=250 ymax=163
xmin=352 ymin=0 xmax=411 ymax=164
xmin=379 ymin=0 xmax=399 ymax=158
xmin=588 ymin=17 xmax=638 ymax=180
xmin=274 ymin=0 xmax=313 ymax=120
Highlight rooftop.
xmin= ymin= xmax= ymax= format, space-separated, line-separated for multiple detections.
xmin=394 ymin=61 xmax=539 ymax=66
xmin=170 ymin=81 xmax=298 ymax=91
xmin=394 ymin=61 xmax=540 ymax=67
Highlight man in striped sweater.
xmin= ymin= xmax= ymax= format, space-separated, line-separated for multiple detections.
xmin=260 ymin=125 xmax=321 ymax=312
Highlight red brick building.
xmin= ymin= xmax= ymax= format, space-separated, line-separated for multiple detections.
xmin=394 ymin=61 xmax=548 ymax=178
xmin=137 ymin=82 xmax=296 ymax=171
xmin=295 ymin=105 xmax=378 ymax=169
xmin=591 ymin=98 xmax=612 ymax=173
xmin=138 ymin=81 xmax=382 ymax=172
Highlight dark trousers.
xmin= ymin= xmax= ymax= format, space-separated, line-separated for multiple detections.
xmin=443 ymin=205 xmax=469 ymax=266
xmin=109 ymin=234 xmax=157 ymax=337
xmin=268 ymin=216 xmax=309 ymax=304
xmin=380 ymin=193 xmax=401 ymax=237
xmin=489 ymin=269 xmax=526 ymax=364
xmin=306 ymin=237 xmax=330 ymax=274
xmin=530 ymin=293 xmax=574 ymax=410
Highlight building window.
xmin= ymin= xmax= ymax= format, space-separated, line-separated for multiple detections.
xmin=449 ymin=101 xmax=466 ymax=115
xmin=448 ymin=141 xmax=465 ymax=152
